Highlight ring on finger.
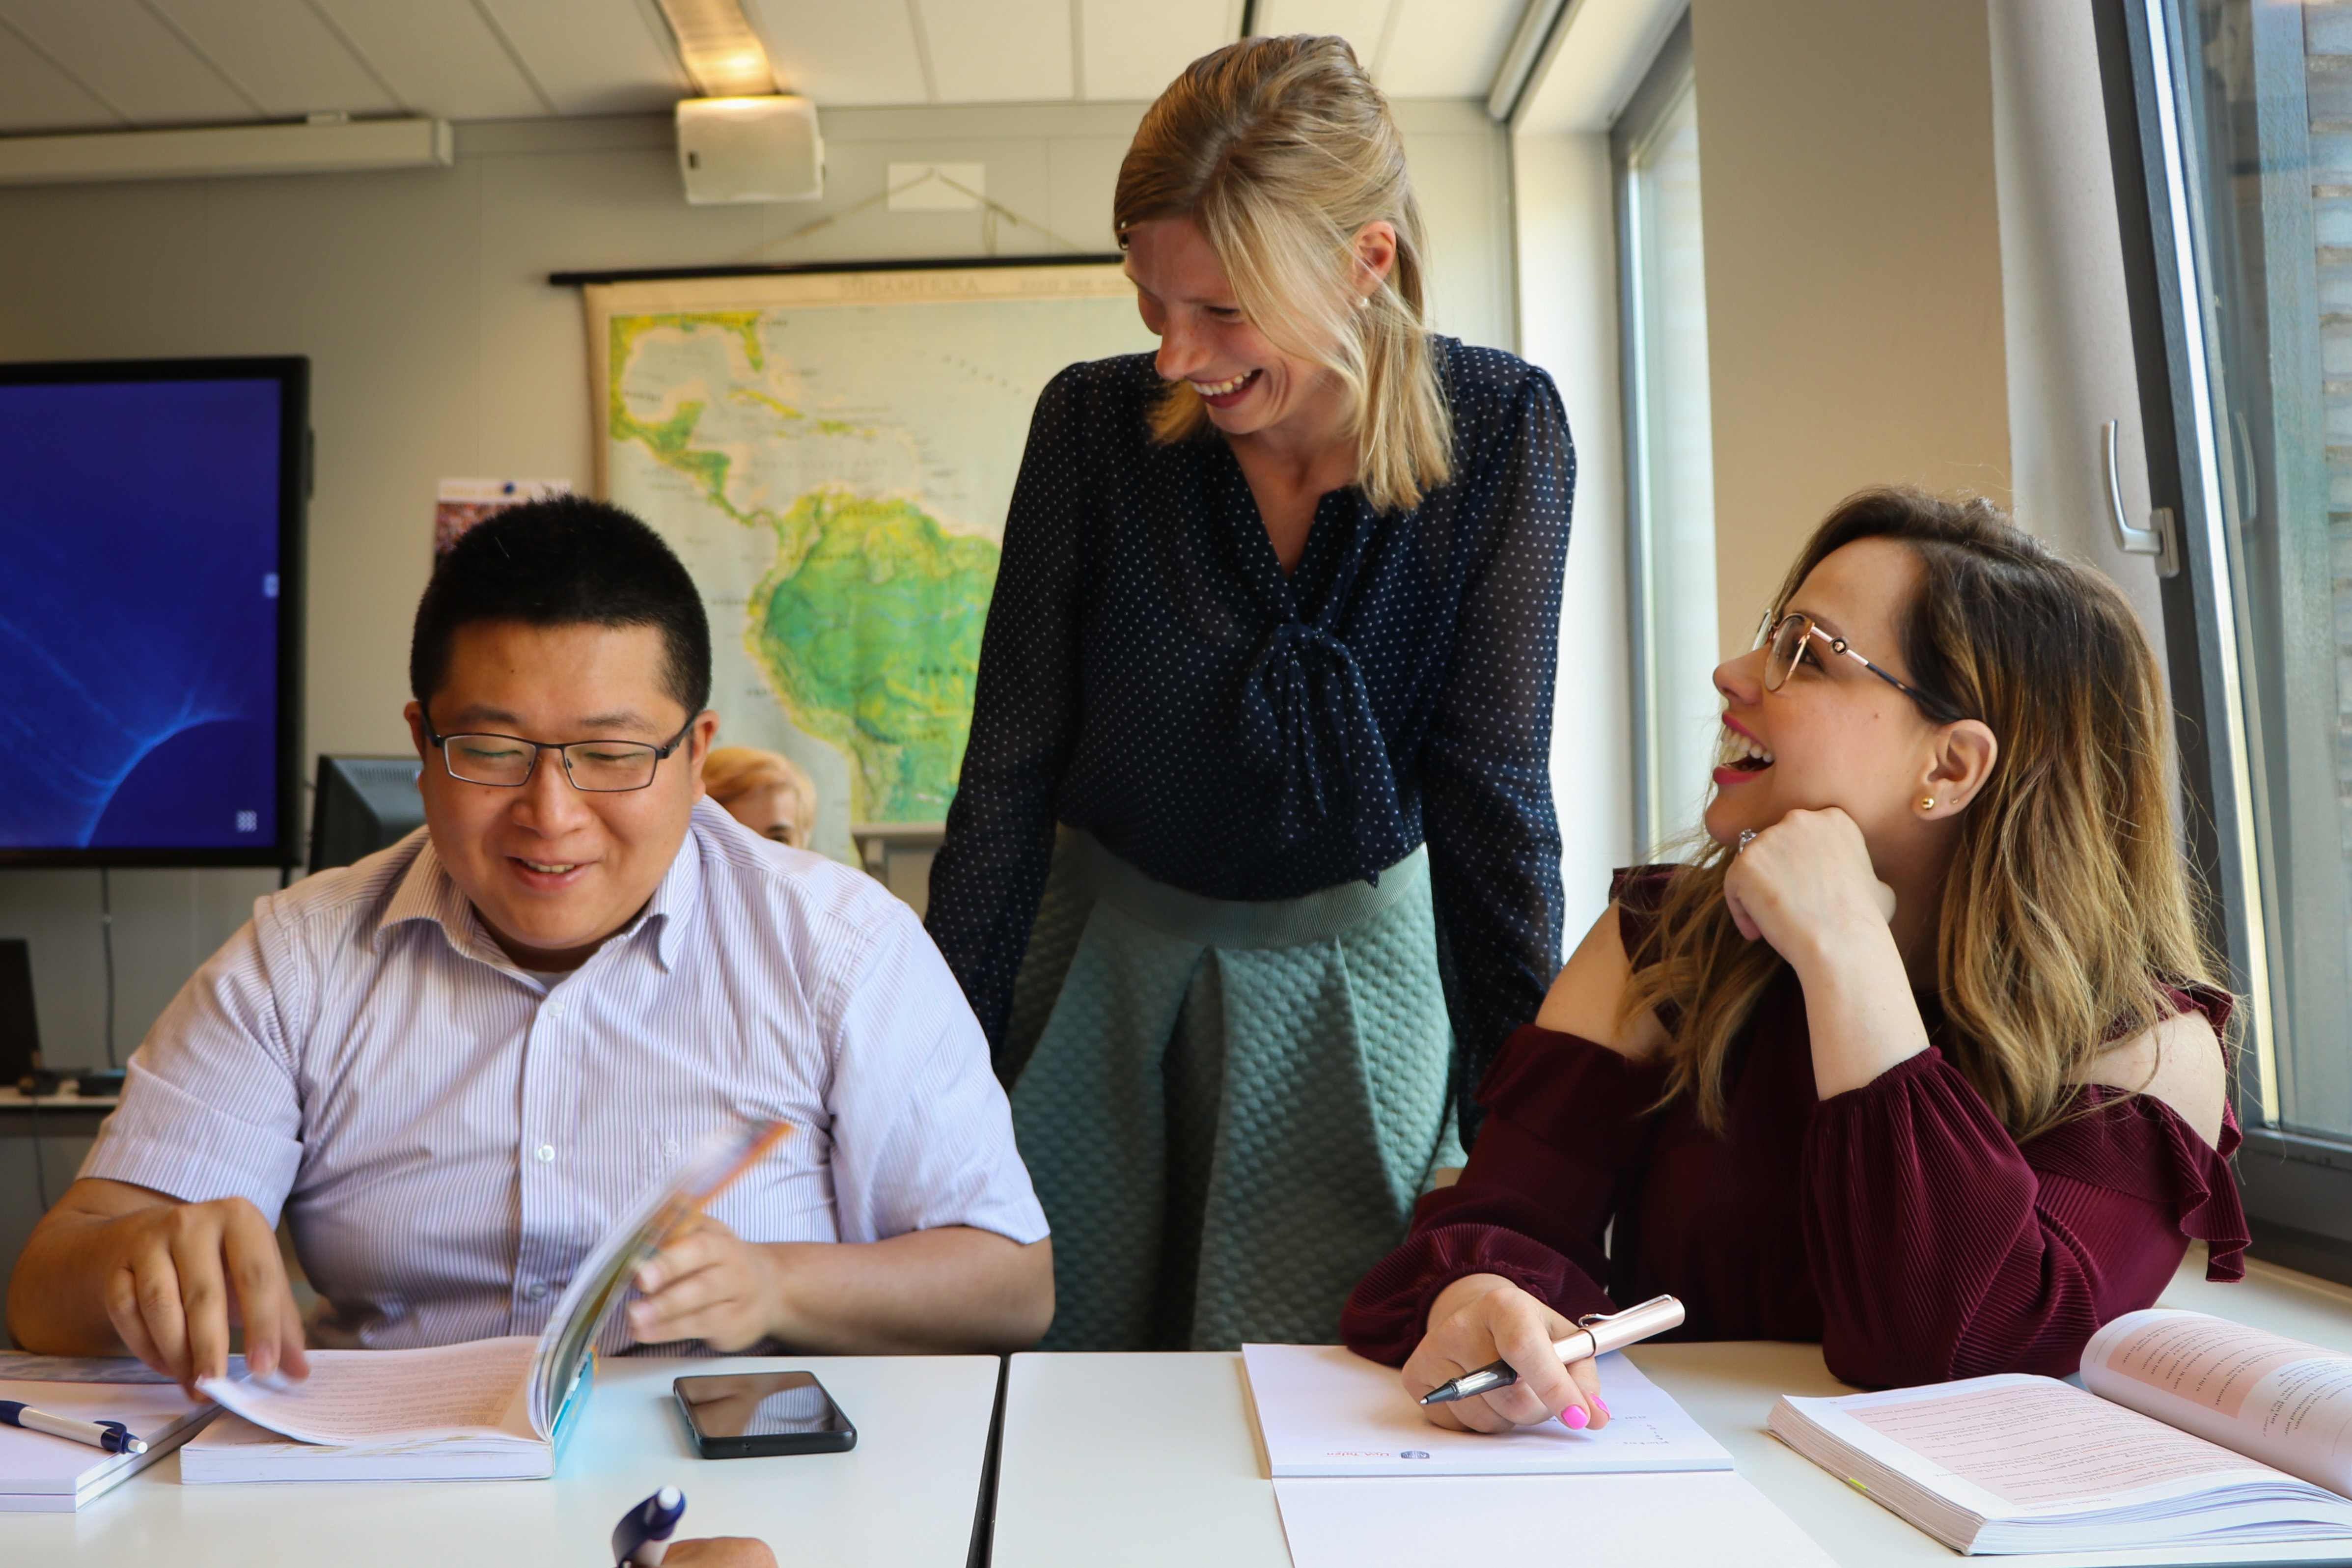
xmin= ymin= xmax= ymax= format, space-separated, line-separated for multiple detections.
xmin=1738 ymin=829 xmax=1758 ymax=854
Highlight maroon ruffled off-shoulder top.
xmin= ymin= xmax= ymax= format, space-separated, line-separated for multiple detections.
xmin=1342 ymin=868 xmax=2249 ymax=1388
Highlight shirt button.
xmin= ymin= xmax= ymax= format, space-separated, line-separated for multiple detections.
xmin=526 ymin=1282 xmax=549 ymax=1302
xmin=536 ymin=1144 xmax=556 ymax=1162
xmin=547 ymin=1003 xmax=564 ymax=1018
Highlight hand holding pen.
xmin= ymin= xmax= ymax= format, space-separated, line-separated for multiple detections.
xmin=1404 ymin=1278 xmax=1680 ymax=1435
xmin=612 ymin=1488 xmax=777 ymax=1568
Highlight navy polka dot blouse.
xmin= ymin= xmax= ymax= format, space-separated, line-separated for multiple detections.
xmin=926 ymin=338 xmax=1577 ymax=1139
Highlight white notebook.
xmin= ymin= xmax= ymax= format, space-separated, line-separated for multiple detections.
xmin=1273 ymin=1472 xmax=1836 ymax=1568
xmin=0 ymin=1377 xmax=216 ymax=1512
xmin=1241 ymin=1343 xmax=1734 ymax=1476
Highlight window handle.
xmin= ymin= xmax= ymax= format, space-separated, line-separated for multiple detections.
xmin=2104 ymin=419 xmax=2180 ymax=578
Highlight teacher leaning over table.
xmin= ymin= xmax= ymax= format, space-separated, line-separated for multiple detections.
xmin=925 ymin=34 xmax=1577 ymax=1352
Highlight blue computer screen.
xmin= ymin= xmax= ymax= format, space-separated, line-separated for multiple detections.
xmin=0 ymin=376 xmax=287 ymax=853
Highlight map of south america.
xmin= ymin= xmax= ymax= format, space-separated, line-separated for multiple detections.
xmin=593 ymin=267 xmax=1152 ymax=851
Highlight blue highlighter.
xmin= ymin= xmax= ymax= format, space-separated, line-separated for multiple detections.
xmin=612 ymin=1486 xmax=687 ymax=1567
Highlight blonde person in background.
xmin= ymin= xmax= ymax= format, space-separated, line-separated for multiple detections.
xmin=926 ymin=35 xmax=1576 ymax=1352
xmin=704 ymin=745 xmax=818 ymax=850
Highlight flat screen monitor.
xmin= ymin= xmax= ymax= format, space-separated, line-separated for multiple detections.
xmin=308 ymin=756 xmax=427 ymax=876
xmin=0 ymin=358 xmax=306 ymax=866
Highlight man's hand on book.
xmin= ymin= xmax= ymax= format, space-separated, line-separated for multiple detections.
xmin=1403 ymin=1273 xmax=1609 ymax=1435
xmin=4 ymin=1178 xmax=310 ymax=1400
xmin=628 ymin=1213 xmax=782 ymax=1352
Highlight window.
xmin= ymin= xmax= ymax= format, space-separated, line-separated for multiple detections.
xmin=1615 ymin=14 xmax=1718 ymax=854
xmin=2099 ymin=0 xmax=2352 ymax=1273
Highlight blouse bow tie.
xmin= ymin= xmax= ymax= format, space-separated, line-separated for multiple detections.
xmin=1236 ymin=620 xmax=1413 ymax=868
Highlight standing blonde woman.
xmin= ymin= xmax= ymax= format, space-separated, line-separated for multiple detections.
xmin=926 ymin=35 xmax=1576 ymax=1349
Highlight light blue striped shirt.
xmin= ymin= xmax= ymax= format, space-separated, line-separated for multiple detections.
xmin=83 ymin=799 xmax=1048 ymax=1351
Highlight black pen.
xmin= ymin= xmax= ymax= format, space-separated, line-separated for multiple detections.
xmin=1419 ymin=1293 xmax=1687 ymax=1405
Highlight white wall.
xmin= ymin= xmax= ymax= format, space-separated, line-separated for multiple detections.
xmin=1985 ymin=0 xmax=2172 ymax=666
xmin=0 ymin=99 xmax=1513 ymax=1070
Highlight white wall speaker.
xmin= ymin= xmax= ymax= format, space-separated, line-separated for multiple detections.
xmin=676 ymin=95 xmax=823 ymax=204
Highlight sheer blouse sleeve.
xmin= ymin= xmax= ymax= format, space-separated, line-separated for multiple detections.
xmin=1421 ymin=361 xmax=1576 ymax=1141
xmin=926 ymin=365 xmax=1093 ymax=1058
xmin=1341 ymin=1020 xmax=1653 ymax=1366
xmin=1802 ymin=988 xmax=2250 ymax=1388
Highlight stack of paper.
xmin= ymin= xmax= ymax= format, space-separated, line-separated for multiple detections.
xmin=0 ymin=1376 xmax=216 ymax=1512
xmin=1242 ymin=1345 xmax=1833 ymax=1568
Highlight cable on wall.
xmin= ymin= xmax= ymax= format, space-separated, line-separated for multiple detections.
xmin=101 ymin=867 xmax=117 ymax=1069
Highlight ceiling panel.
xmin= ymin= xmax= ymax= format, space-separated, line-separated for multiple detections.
xmin=750 ymin=0 xmax=930 ymax=105
xmin=919 ymin=0 xmax=1072 ymax=104
xmin=481 ymin=0 xmax=683 ymax=116
xmin=0 ymin=18 xmax=120 ymax=133
xmin=0 ymin=0 xmax=257 ymax=126
xmin=1079 ymin=0 xmax=1230 ymax=101
xmin=1375 ymin=0 xmax=1518 ymax=97
xmin=152 ymin=0 xmax=402 ymax=119
xmin=1250 ymin=0 xmax=1396 ymax=77
xmin=313 ymin=0 xmax=551 ymax=120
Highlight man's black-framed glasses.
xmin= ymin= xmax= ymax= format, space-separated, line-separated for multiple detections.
xmin=423 ymin=715 xmax=696 ymax=792
xmin=1761 ymin=613 xmax=1965 ymax=724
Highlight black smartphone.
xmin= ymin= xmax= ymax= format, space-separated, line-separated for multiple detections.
xmin=673 ymin=1371 xmax=857 ymax=1459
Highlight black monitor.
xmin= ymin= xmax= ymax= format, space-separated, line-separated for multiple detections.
xmin=308 ymin=756 xmax=427 ymax=876
xmin=0 ymin=939 xmax=36 ymax=1082
xmin=0 ymin=357 xmax=308 ymax=868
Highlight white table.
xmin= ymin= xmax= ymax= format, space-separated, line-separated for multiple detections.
xmin=0 ymin=1353 xmax=1000 ymax=1566
xmin=994 ymin=1254 xmax=2352 ymax=1568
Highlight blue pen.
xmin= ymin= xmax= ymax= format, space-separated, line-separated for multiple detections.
xmin=613 ymin=1485 xmax=687 ymax=1568
xmin=0 ymin=1401 xmax=147 ymax=1456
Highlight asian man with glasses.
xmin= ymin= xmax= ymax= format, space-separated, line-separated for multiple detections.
xmin=6 ymin=498 xmax=1052 ymax=1392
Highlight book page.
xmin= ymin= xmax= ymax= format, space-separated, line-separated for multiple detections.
xmin=1241 ymin=1344 xmax=1733 ymax=1477
xmin=1841 ymin=1377 xmax=2256 ymax=1508
xmin=197 ymin=1338 xmax=538 ymax=1447
xmin=2083 ymin=1309 xmax=2352 ymax=1497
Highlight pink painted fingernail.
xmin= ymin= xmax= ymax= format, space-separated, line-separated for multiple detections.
xmin=1561 ymin=1405 xmax=1589 ymax=1430
xmin=1597 ymin=1399 xmax=1612 ymax=1417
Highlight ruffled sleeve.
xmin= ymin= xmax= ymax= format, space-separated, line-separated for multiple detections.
xmin=1340 ymin=1020 xmax=1664 ymax=1365
xmin=1801 ymin=985 xmax=2249 ymax=1388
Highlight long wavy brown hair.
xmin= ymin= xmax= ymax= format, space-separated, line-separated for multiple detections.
xmin=1620 ymin=489 xmax=2223 ymax=1142
xmin=1112 ymin=34 xmax=1451 ymax=514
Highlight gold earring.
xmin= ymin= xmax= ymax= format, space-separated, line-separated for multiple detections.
xmin=1919 ymin=796 xmax=1937 ymax=812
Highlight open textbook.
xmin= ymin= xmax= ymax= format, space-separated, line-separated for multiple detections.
xmin=182 ymin=1120 xmax=789 ymax=1484
xmin=1769 ymin=1308 xmax=2352 ymax=1557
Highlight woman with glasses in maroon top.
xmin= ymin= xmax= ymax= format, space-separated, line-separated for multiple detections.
xmin=1342 ymin=488 xmax=2247 ymax=1434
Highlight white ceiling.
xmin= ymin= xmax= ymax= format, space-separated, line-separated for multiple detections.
xmin=0 ymin=0 xmax=1531 ymax=137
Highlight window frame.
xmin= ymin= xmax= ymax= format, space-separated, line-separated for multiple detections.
xmin=1613 ymin=9 xmax=1703 ymax=856
xmin=2092 ymin=0 xmax=2352 ymax=1282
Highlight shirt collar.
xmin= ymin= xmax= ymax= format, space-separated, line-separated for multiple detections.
xmin=372 ymin=813 xmax=708 ymax=975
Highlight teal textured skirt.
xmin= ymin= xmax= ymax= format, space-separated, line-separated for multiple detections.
xmin=1002 ymin=828 xmax=1465 ymax=1351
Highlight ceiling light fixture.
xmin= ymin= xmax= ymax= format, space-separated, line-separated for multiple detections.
xmin=653 ymin=0 xmax=780 ymax=98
